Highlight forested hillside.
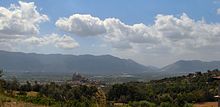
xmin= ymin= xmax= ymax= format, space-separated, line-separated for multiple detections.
xmin=107 ymin=69 xmax=220 ymax=107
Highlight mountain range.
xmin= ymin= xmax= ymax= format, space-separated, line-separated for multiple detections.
xmin=161 ymin=60 xmax=220 ymax=73
xmin=0 ymin=50 xmax=219 ymax=75
xmin=0 ymin=50 xmax=153 ymax=74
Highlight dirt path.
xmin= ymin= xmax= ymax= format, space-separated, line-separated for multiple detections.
xmin=193 ymin=102 xmax=217 ymax=107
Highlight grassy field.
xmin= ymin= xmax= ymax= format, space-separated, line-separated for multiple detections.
xmin=2 ymin=102 xmax=47 ymax=107
xmin=0 ymin=93 xmax=47 ymax=107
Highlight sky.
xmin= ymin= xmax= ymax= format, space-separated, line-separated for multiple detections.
xmin=0 ymin=0 xmax=220 ymax=67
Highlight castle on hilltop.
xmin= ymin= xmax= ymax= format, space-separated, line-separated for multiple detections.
xmin=72 ymin=72 xmax=86 ymax=81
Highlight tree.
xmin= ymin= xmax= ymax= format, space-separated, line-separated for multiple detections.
xmin=33 ymin=81 xmax=41 ymax=92
xmin=4 ymin=76 xmax=19 ymax=95
xmin=20 ymin=81 xmax=32 ymax=92
xmin=0 ymin=69 xmax=3 ymax=78
xmin=11 ymin=76 xmax=19 ymax=91
xmin=0 ymin=69 xmax=5 ymax=92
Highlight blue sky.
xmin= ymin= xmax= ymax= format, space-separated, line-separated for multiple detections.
xmin=1 ymin=0 xmax=220 ymax=33
xmin=0 ymin=0 xmax=220 ymax=67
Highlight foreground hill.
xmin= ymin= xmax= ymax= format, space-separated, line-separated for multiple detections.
xmin=108 ymin=69 xmax=220 ymax=106
xmin=161 ymin=60 xmax=220 ymax=73
xmin=0 ymin=50 xmax=154 ymax=74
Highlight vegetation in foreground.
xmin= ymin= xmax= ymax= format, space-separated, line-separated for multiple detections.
xmin=107 ymin=69 xmax=220 ymax=107
xmin=0 ymin=70 xmax=105 ymax=107
xmin=0 ymin=69 xmax=220 ymax=107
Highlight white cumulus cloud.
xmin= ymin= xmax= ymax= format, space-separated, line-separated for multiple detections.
xmin=0 ymin=1 xmax=49 ymax=36
xmin=56 ymin=13 xmax=220 ymax=52
xmin=56 ymin=14 xmax=106 ymax=36
xmin=0 ymin=2 xmax=79 ymax=51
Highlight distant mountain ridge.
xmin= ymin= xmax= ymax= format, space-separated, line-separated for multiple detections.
xmin=0 ymin=50 xmax=155 ymax=74
xmin=161 ymin=60 xmax=220 ymax=73
xmin=0 ymin=50 xmax=219 ymax=75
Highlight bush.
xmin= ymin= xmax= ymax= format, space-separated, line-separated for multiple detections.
xmin=159 ymin=102 xmax=177 ymax=107
xmin=183 ymin=103 xmax=193 ymax=107
xmin=16 ymin=95 xmax=57 ymax=106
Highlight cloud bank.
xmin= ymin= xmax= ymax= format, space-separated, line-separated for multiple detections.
xmin=56 ymin=13 xmax=220 ymax=54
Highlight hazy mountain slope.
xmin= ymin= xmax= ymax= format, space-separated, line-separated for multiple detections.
xmin=161 ymin=60 xmax=220 ymax=73
xmin=0 ymin=50 xmax=156 ymax=74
